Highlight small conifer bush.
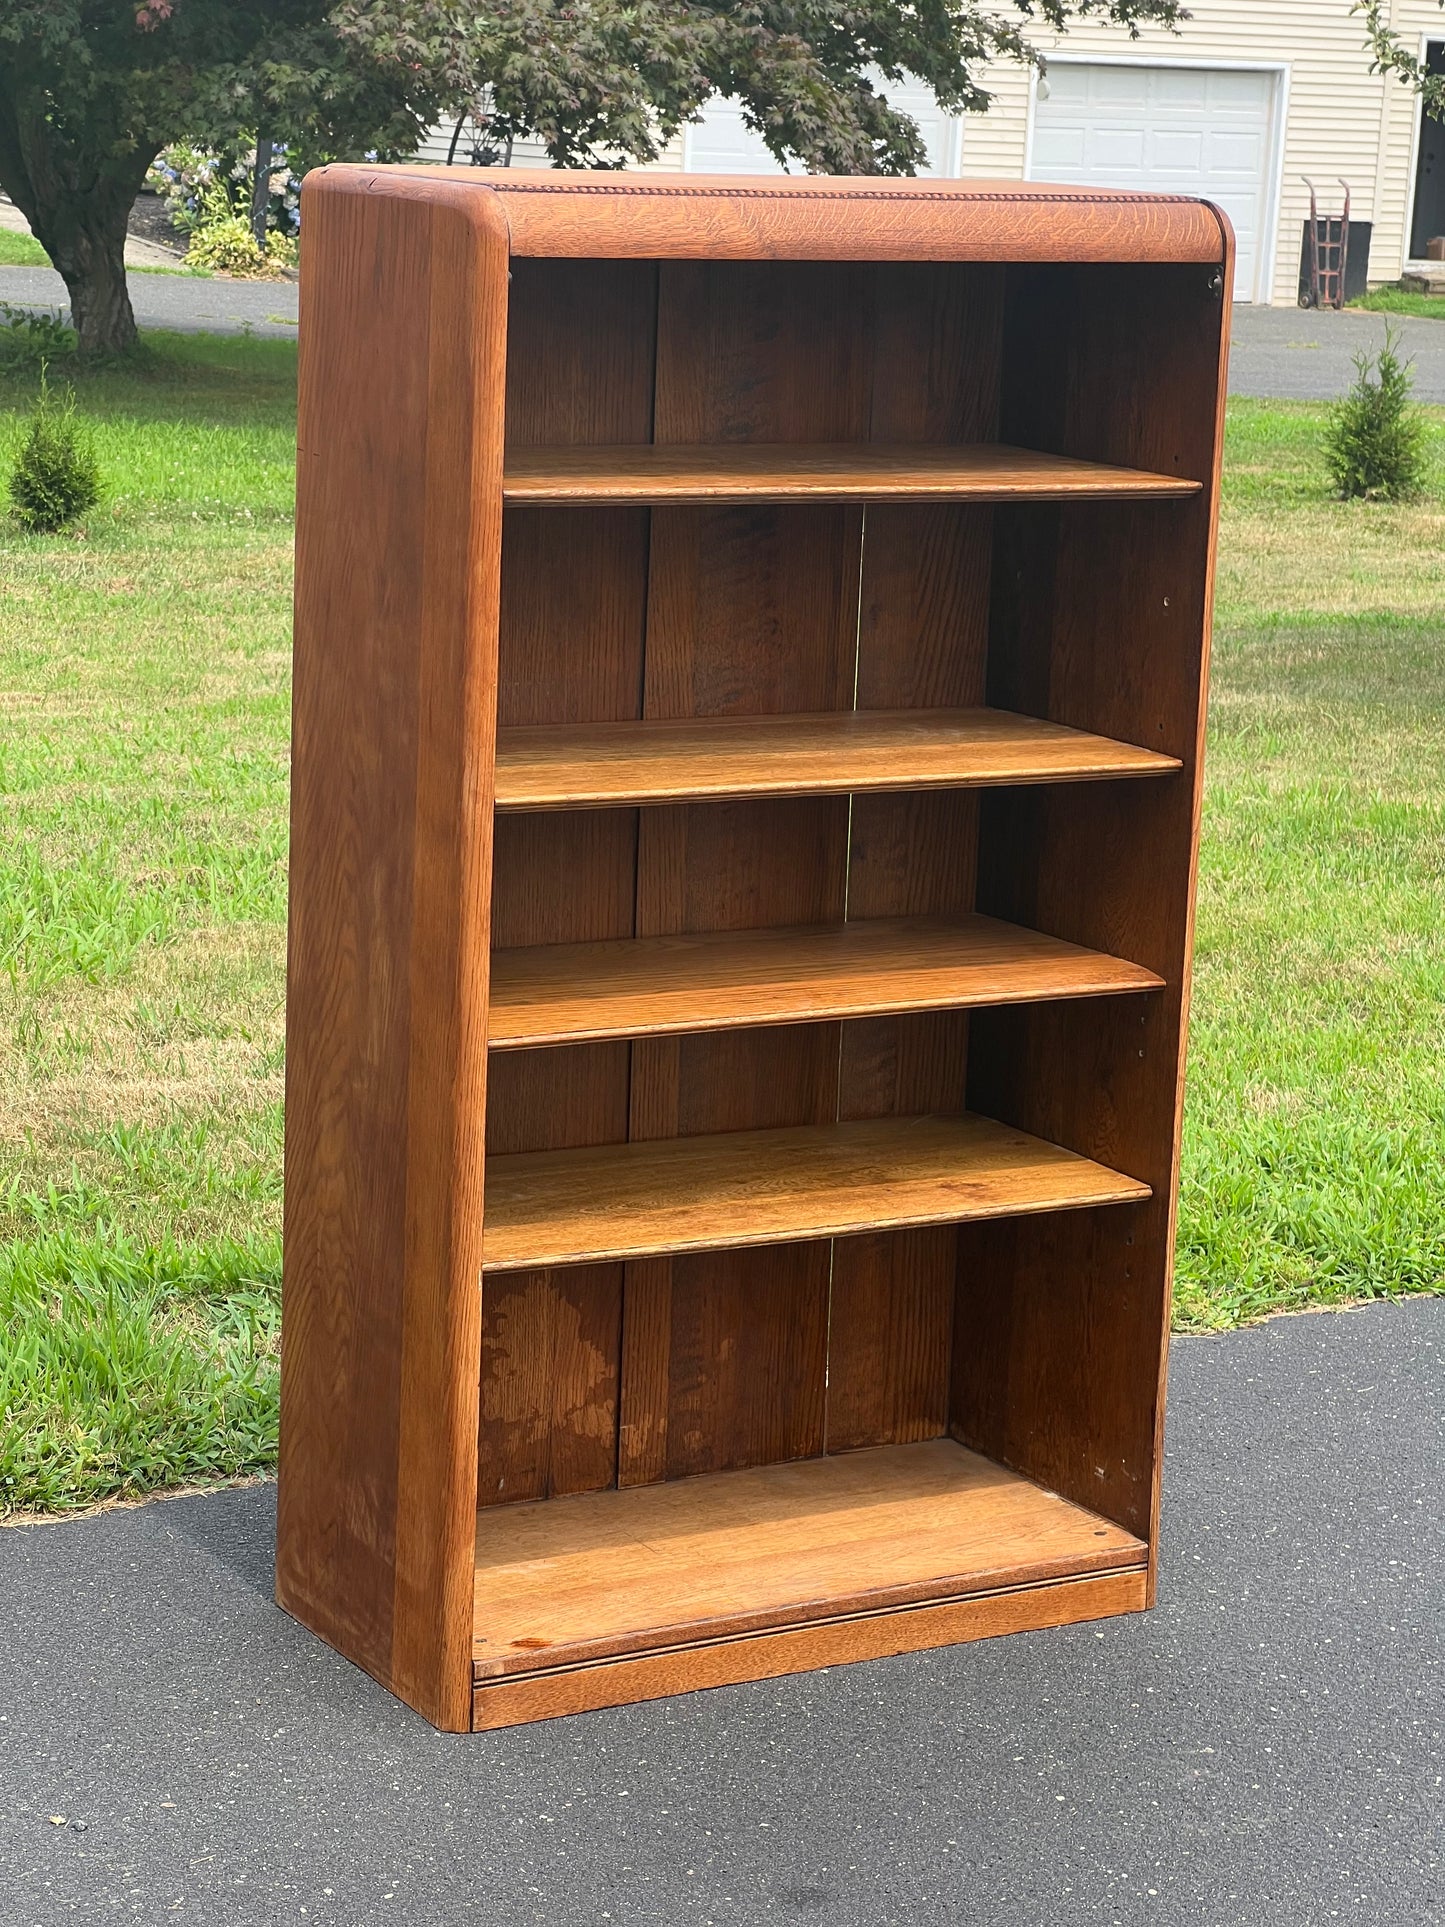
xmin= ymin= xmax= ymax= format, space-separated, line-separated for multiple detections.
xmin=8 ymin=373 xmax=102 ymax=533
xmin=1324 ymin=324 xmax=1427 ymax=501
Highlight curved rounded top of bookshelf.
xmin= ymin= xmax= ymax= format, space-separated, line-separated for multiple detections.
xmin=361 ymin=165 xmax=1231 ymax=267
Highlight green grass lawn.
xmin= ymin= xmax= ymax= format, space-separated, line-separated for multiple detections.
xmin=1179 ymin=402 xmax=1445 ymax=1325
xmin=1351 ymin=284 xmax=1445 ymax=321
xmin=0 ymin=337 xmax=294 ymax=1513
xmin=0 ymin=339 xmax=1441 ymax=1515
xmin=0 ymin=229 xmax=50 ymax=268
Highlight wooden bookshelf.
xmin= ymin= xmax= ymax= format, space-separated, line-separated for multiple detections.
xmin=280 ymin=170 xmax=1230 ymax=1733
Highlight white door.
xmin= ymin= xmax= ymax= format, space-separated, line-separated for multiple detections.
xmin=1029 ymin=64 xmax=1276 ymax=300
xmin=684 ymin=79 xmax=962 ymax=177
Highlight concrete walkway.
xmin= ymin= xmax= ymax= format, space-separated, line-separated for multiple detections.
xmin=1 ymin=1295 xmax=1439 ymax=1927
xmin=0 ymin=196 xmax=182 ymax=271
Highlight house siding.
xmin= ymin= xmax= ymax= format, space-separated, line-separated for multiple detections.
xmin=413 ymin=121 xmax=686 ymax=173
xmin=417 ymin=3 xmax=1442 ymax=301
xmin=960 ymin=0 xmax=1444 ymax=300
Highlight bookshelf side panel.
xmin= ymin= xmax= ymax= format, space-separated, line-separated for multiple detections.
xmin=277 ymin=172 xmax=507 ymax=1730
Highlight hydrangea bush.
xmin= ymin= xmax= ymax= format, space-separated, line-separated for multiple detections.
xmin=146 ymin=143 xmax=301 ymax=277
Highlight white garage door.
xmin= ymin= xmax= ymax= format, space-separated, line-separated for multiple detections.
xmin=1030 ymin=64 xmax=1276 ymax=300
xmin=685 ymin=80 xmax=962 ymax=178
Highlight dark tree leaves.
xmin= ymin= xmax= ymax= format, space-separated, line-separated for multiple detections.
xmin=0 ymin=0 xmax=1188 ymax=351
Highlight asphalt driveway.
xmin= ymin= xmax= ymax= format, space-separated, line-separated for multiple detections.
xmin=1227 ymin=301 xmax=1445 ymax=402
xmin=0 ymin=264 xmax=299 ymax=340
xmin=1 ymin=1295 xmax=1440 ymax=1927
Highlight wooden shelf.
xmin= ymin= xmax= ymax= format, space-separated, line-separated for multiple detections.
xmin=473 ymin=1437 xmax=1148 ymax=1682
xmin=488 ymin=912 xmax=1163 ymax=1050
xmin=495 ymin=706 xmax=1180 ymax=811
xmin=482 ymin=1111 xmax=1149 ymax=1273
xmin=502 ymin=441 xmax=1201 ymax=505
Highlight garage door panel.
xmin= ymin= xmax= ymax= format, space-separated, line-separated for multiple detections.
xmin=1209 ymin=192 xmax=1261 ymax=231
xmin=1208 ymin=131 xmax=1266 ymax=174
xmin=1030 ymin=61 xmax=1273 ymax=299
xmin=1208 ymin=71 xmax=1273 ymax=110
xmin=1045 ymin=66 xmax=1092 ymax=108
xmin=1155 ymin=72 xmax=1210 ymax=111
xmin=1089 ymin=129 xmax=1148 ymax=170
xmin=1089 ymin=68 xmax=1152 ymax=109
xmin=1032 ymin=128 xmax=1088 ymax=171
xmin=1149 ymin=131 xmax=1206 ymax=173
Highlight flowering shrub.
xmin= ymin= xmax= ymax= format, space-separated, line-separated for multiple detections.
xmin=179 ymin=185 xmax=296 ymax=277
xmin=145 ymin=141 xmax=225 ymax=230
xmin=146 ymin=143 xmax=302 ymax=244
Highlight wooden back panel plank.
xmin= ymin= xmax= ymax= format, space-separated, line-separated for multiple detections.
xmin=277 ymin=171 xmax=507 ymax=1731
xmin=619 ymin=262 xmax=874 ymax=1485
xmin=478 ymin=259 xmax=658 ymax=1507
xmin=828 ymin=263 xmax=1001 ymax=1455
xmin=955 ymin=259 xmax=1231 ymax=1557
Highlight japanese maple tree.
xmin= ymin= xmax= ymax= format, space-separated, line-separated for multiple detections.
xmin=0 ymin=1 xmax=1187 ymax=356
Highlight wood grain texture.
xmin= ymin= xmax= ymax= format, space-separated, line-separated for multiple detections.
xmin=355 ymin=165 xmax=1229 ymax=267
xmin=495 ymin=707 xmax=1180 ymax=810
xmin=615 ymin=262 xmax=868 ymax=1489
xmin=479 ymin=258 xmax=658 ymax=1508
xmin=825 ymin=1228 xmax=957 ymax=1452
xmin=640 ymin=1238 xmax=830 ymax=1482
xmin=277 ymin=169 xmax=507 ymax=1731
xmin=826 ymin=274 xmax=1005 ymax=1455
xmin=488 ymin=913 xmax=1163 ymax=1048
xmin=483 ymin=1112 xmax=1150 ymax=1273
xmin=472 ymin=1564 xmax=1150 ymax=1728
xmin=473 ymin=1437 xmax=1144 ymax=1671
xmin=955 ymin=258 xmax=1230 ymax=1564
xmin=503 ymin=441 xmax=1200 ymax=504
xmin=475 ymin=1266 xmax=622 ymax=1507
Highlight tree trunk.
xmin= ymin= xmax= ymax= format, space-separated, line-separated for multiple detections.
xmin=0 ymin=90 xmax=154 ymax=357
xmin=252 ymin=133 xmax=274 ymax=249
xmin=39 ymin=195 xmax=138 ymax=357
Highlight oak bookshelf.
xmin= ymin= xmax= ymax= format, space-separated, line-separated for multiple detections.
xmin=278 ymin=168 xmax=1230 ymax=1733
